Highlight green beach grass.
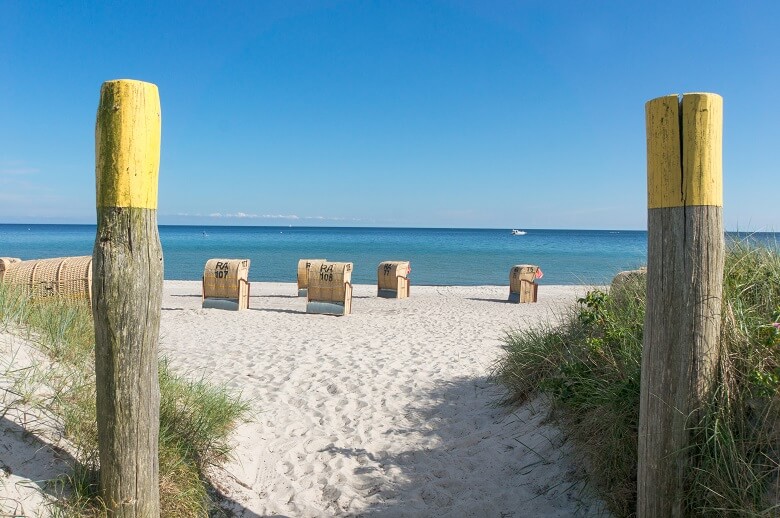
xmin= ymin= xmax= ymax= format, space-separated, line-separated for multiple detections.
xmin=494 ymin=241 xmax=780 ymax=516
xmin=0 ymin=284 xmax=250 ymax=516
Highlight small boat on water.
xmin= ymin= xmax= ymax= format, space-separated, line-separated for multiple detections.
xmin=511 ymin=229 xmax=527 ymax=235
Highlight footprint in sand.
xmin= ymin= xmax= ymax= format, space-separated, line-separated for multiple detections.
xmin=420 ymin=484 xmax=454 ymax=507
xmin=275 ymin=461 xmax=293 ymax=475
xmin=303 ymin=437 xmax=333 ymax=454
xmin=321 ymin=484 xmax=341 ymax=503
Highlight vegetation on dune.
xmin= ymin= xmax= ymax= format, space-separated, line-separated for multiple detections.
xmin=0 ymin=285 xmax=250 ymax=517
xmin=494 ymin=240 xmax=780 ymax=516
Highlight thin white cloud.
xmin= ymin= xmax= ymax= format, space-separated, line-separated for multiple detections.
xmin=260 ymin=214 xmax=301 ymax=220
xmin=168 ymin=212 xmax=363 ymax=221
xmin=202 ymin=212 xmax=360 ymax=222
xmin=209 ymin=212 xmax=296 ymax=219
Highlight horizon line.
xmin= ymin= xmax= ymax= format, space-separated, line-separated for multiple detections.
xmin=1 ymin=222 xmax=777 ymax=234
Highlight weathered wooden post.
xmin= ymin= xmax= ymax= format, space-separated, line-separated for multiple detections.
xmin=638 ymin=93 xmax=724 ymax=516
xmin=92 ymin=79 xmax=162 ymax=516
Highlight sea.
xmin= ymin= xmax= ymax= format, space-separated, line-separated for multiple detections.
xmin=0 ymin=225 xmax=776 ymax=286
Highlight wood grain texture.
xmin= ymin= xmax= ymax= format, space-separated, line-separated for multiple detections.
xmin=639 ymin=206 xmax=724 ymax=516
xmin=638 ymin=92 xmax=724 ymax=517
xmin=93 ymin=207 xmax=163 ymax=516
xmin=93 ymin=78 xmax=162 ymax=516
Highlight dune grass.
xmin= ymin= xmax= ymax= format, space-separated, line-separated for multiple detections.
xmin=494 ymin=241 xmax=780 ymax=516
xmin=0 ymin=285 xmax=250 ymax=516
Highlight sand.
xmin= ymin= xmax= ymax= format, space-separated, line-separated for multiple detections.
xmin=2 ymin=281 xmax=607 ymax=517
xmin=1 ymin=331 xmax=75 ymax=516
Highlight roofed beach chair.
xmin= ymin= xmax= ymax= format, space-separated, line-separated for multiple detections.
xmin=306 ymin=261 xmax=353 ymax=316
xmin=508 ymin=264 xmax=543 ymax=303
xmin=377 ymin=260 xmax=411 ymax=299
xmin=202 ymin=259 xmax=251 ymax=310
xmin=1 ymin=256 xmax=93 ymax=304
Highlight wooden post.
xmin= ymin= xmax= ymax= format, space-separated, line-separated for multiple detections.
xmin=92 ymin=79 xmax=162 ymax=516
xmin=638 ymin=93 xmax=724 ymax=517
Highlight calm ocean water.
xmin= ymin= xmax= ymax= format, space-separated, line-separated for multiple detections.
xmin=0 ymin=225 xmax=776 ymax=285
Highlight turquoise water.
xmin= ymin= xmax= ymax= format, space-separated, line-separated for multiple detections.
xmin=0 ymin=224 xmax=775 ymax=285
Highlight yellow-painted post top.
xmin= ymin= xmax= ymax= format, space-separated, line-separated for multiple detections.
xmin=95 ymin=79 xmax=161 ymax=209
xmin=646 ymin=92 xmax=723 ymax=209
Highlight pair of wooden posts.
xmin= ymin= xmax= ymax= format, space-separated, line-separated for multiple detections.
xmin=638 ymin=93 xmax=724 ymax=516
xmin=87 ymin=79 xmax=724 ymax=515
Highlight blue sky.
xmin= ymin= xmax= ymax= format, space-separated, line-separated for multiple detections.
xmin=1 ymin=1 xmax=778 ymax=230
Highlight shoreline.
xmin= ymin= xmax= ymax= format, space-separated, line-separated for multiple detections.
xmin=0 ymin=225 xmax=652 ymax=286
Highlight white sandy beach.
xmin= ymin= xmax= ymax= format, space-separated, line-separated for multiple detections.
xmin=2 ymin=281 xmax=607 ymax=517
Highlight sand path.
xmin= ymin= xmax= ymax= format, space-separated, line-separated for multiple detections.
xmin=159 ymin=281 xmax=604 ymax=517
